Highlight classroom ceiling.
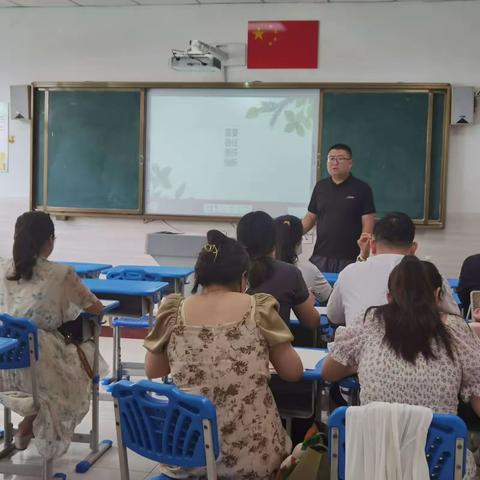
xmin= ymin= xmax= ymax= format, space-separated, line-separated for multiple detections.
xmin=0 ymin=0 xmax=476 ymax=6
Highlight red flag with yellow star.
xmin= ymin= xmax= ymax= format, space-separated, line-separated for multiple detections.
xmin=247 ymin=20 xmax=319 ymax=69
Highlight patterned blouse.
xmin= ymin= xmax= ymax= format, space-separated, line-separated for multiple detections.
xmin=330 ymin=310 xmax=480 ymax=414
xmin=144 ymin=293 xmax=294 ymax=480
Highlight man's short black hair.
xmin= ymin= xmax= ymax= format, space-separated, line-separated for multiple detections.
xmin=328 ymin=144 xmax=352 ymax=157
xmin=373 ymin=212 xmax=415 ymax=247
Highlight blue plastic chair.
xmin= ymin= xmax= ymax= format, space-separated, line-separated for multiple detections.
xmin=338 ymin=375 xmax=360 ymax=406
xmin=328 ymin=406 xmax=467 ymax=480
xmin=111 ymin=380 xmax=220 ymax=480
xmin=106 ymin=268 xmax=164 ymax=283
xmin=0 ymin=314 xmax=66 ymax=479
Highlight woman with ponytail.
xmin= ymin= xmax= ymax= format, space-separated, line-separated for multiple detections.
xmin=323 ymin=256 xmax=480 ymax=479
xmin=144 ymin=230 xmax=302 ymax=479
xmin=0 ymin=211 xmax=104 ymax=458
xmin=236 ymin=211 xmax=320 ymax=329
xmin=275 ymin=215 xmax=331 ymax=303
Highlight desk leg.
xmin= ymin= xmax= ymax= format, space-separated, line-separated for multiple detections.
xmin=317 ymin=382 xmax=331 ymax=428
xmin=285 ymin=417 xmax=292 ymax=437
xmin=142 ymin=297 xmax=154 ymax=319
xmin=174 ymin=278 xmax=185 ymax=295
xmin=75 ymin=319 xmax=112 ymax=473
xmin=112 ymin=323 xmax=121 ymax=382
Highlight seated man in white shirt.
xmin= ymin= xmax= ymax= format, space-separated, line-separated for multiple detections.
xmin=327 ymin=211 xmax=460 ymax=326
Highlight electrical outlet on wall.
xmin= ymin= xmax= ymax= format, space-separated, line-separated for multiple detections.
xmin=303 ymin=232 xmax=313 ymax=244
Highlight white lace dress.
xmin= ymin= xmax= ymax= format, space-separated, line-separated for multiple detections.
xmin=0 ymin=257 xmax=107 ymax=459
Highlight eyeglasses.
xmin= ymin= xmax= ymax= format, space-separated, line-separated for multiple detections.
xmin=327 ymin=156 xmax=351 ymax=164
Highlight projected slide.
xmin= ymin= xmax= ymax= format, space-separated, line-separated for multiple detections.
xmin=145 ymin=89 xmax=319 ymax=218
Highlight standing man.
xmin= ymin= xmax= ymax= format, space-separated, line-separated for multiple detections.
xmin=302 ymin=144 xmax=375 ymax=273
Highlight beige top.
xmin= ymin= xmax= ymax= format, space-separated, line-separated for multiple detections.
xmin=144 ymin=293 xmax=293 ymax=480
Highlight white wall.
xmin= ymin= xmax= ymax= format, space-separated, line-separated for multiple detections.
xmin=0 ymin=2 xmax=479 ymax=275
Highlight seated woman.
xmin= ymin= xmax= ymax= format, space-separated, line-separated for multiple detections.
xmin=0 ymin=211 xmax=105 ymax=458
xmin=236 ymin=211 xmax=320 ymax=329
xmin=144 ymin=230 xmax=302 ymax=479
xmin=457 ymin=254 xmax=480 ymax=315
xmin=275 ymin=215 xmax=331 ymax=303
xmin=322 ymin=256 xmax=480 ymax=479
xmin=471 ymin=307 xmax=480 ymax=337
xmin=423 ymin=260 xmax=480 ymax=339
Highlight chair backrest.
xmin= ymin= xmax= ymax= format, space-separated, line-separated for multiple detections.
xmin=111 ymin=379 xmax=220 ymax=468
xmin=329 ymin=406 xmax=467 ymax=480
xmin=106 ymin=269 xmax=163 ymax=282
xmin=0 ymin=314 xmax=38 ymax=369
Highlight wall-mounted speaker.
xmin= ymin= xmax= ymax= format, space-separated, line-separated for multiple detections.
xmin=451 ymin=86 xmax=474 ymax=125
xmin=9 ymin=85 xmax=31 ymax=120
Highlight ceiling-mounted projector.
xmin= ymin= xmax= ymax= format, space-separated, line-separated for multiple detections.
xmin=170 ymin=40 xmax=228 ymax=72
xmin=170 ymin=53 xmax=222 ymax=72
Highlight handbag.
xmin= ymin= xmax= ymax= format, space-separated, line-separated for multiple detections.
xmin=58 ymin=315 xmax=94 ymax=344
xmin=58 ymin=315 xmax=95 ymax=379
xmin=276 ymin=433 xmax=330 ymax=480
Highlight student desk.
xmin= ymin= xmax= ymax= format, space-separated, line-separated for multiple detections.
xmin=104 ymin=265 xmax=194 ymax=294
xmin=290 ymin=307 xmax=333 ymax=345
xmin=83 ymin=278 xmax=169 ymax=382
xmin=323 ymin=272 xmax=339 ymax=286
xmin=290 ymin=306 xmax=328 ymax=327
xmin=448 ymin=278 xmax=459 ymax=290
xmin=270 ymin=347 xmax=328 ymax=434
xmin=83 ymin=278 xmax=168 ymax=317
xmin=72 ymin=299 xmax=119 ymax=473
xmin=60 ymin=261 xmax=112 ymax=278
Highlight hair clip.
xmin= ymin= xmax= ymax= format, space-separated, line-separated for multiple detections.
xmin=283 ymin=220 xmax=291 ymax=226
xmin=204 ymin=243 xmax=219 ymax=263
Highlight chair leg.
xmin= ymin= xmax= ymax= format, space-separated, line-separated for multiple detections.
xmin=42 ymin=457 xmax=53 ymax=480
xmin=113 ymin=398 xmax=130 ymax=480
xmin=202 ymin=419 xmax=218 ymax=480
xmin=0 ymin=407 xmax=15 ymax=459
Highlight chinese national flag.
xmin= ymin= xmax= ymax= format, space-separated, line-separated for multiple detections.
xmin=247 ymin=20 xmax=319 ymax=69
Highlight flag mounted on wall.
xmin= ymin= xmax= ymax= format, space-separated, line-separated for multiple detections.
xmin=247 ymin=20 xmax=319 ymax=69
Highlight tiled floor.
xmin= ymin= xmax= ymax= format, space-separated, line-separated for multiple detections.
xmin=0 ymin=336 xmax=157 ymax=479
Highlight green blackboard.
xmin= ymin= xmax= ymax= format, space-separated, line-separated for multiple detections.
xmin=320 ymin=90 xmax=447 ymax=222
xmin=31 ymin=83 xmax=449 ymax=225
xmin=33 ymin=90 xmax=142 ymax=212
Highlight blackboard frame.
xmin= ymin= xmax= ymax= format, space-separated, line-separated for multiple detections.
xmin=30 ymin=82 xmax=450 ymax=227
xmin=318 ymin=88 xmax=451 ymax=226
xmin=31 ymin=86 xmax=145 ymax=214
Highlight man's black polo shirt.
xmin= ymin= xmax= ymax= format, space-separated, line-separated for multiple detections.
xmin=308 ymin=175 xmax=375 ymax=261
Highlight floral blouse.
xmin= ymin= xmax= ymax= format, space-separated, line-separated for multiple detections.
xmin=144 ymin=293 xmax=294 ymax=479
xmin=0 ymin=257 xmax=102 ymax=460
xmin=330 ymin=310 xmax=480 ymax=414
xmin=0 ymin=257 xmax=98 ymax=330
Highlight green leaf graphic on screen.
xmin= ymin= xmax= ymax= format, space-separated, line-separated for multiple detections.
xmin=246 ymin=97 xmax=313 ymax=137
xmin=149 ymin=165 xmax=187 ymax=199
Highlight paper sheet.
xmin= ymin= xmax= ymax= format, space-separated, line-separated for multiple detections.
xmin=270 ymin=347 xmax=328 ymax=373
xmin=290 ymin=306 xmax=326 ymax=321
xmin=101 ymin=300 xmax=118 ymax=309
xmin=295 ymin=347 xmax=328 ymax=370
xmin=0 ymin=103 xmax=8 ymax=173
